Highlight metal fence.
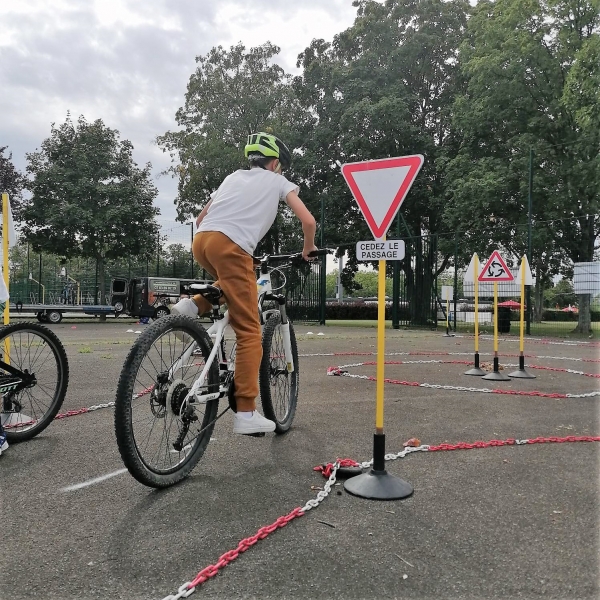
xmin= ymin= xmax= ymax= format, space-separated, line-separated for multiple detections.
xmin=3 ymin=220 xmax=327 ymax=323
xmin=4 ymin=221 xmax=199 ymax=306
xmin=3 ymin=218 xmax=599 ymax=336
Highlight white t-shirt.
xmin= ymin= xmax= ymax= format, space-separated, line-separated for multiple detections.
xmin=198 ymin=168 xmax=299 ymax=255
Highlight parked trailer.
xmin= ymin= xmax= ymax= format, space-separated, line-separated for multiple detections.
xmin=11 ymin=303 xmax=120 ymax=324
xmin=11 ymin=276 xmax=214 ymax=324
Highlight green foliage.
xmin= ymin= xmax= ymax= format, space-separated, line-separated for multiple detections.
xmin=0 ymin=146 xmax=26 ymax=219
xmin=447 ymin=0 xmax=600 ymax=267
xmin=157 ymin=42 xmax=312 ymax=250
xmin=326 ymin=302 xmax=396 ymax=320
xmin=327 ymin=268 xmax=398 ymax=299
xmin=325 ymin=272 xmax=337 ymax=298
xmin=544 ymin=278 xmax=577 ymax=308
xmin=164 ymin=243 xmax=194 ymax=278
xmin=294 ymin=0 xmax=469 ymax=271
xmin=446 ymin=0 xmax=599 ymax=331
xmin=541 ymin=309 xmax=599 ymax=322
xmin=22 ymin=114 xmax=160 ymax=302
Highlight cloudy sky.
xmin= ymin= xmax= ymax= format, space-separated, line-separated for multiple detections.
xmin=0 ymin=0 xmax=360 ymax=223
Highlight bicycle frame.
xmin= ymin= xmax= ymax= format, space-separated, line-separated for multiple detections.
xmin=0 ymin=359 xmax=33 ymax=393
xmin=168 ymin=262 xmax=295 ymax=408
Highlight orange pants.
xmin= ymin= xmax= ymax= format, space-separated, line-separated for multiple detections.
xmin=192 ymin=231 xmax=262 ymax=412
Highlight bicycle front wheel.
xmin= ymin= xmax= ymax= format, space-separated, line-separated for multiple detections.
xmin=114 ymin=315 xmax=220 ymax=488
xmin=259 ymin=313 xmax=298 ymax=433
xmin=1 ymin=322 xmax=69 ymax=442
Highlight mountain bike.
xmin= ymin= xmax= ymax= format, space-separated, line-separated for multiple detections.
xmin=114 ymin=249 xmax=328 ymax=488
xmin=0 ymin=322 xmax=69 ymax=441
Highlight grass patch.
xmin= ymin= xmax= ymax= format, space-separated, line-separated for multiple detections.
xmin=78 ymin=346 xmax=92 ymax=354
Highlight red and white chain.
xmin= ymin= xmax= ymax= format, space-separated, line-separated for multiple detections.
xmin=162 ymin=434 xmax=599 ymax=599
xmin=4 ymin=385 xmax=155 ymax=430
xmin=327 ymin=364 xmax=600 ymax=399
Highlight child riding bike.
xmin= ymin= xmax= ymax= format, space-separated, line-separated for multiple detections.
xmin=171 ymin=132 xmax=317 ymax=435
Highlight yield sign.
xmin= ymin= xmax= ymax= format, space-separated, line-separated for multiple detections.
xmin=341 ymin=155 xmax=424 ymax=239
xmin=478 ymin=251 xmax=514 ymax=282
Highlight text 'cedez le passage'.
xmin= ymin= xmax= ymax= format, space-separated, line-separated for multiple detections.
xmin=356 ymin=240 xmax=404 ymax=260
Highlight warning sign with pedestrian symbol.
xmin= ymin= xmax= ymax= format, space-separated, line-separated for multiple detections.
xmin=478 ymin=251 xmax=514 ymax=282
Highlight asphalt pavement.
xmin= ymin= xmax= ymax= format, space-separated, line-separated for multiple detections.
xmin=1 ymin=322 xmax=598 ymax=600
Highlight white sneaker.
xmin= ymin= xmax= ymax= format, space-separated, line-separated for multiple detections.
xmin=171 ymin=297 xmax=199 ymax=318
xmin=233 ymin=411 xmax=276 ymax=435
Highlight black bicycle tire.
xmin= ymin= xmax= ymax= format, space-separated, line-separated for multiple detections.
xmin=1 ymin=322 xmax=69 ymax=442
xmin=114 ymin=314 xmax=219 ymax=488
xmin=259 ymin=313 xmax=299 ymax=433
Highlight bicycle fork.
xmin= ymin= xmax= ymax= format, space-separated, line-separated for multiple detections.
xmin=262 ymin=294 xmax=294 ymax=373
xmin=278 ymin=304 xmax=295 ymax=374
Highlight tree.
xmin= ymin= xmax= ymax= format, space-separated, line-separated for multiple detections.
xmin=447 ymin=0 xmax=600 ymax=332
xmin=22 ymin=114 xmax=160 ymax=304
xmin=157 ymin=42 xmax=313 ymax=256
xmin=0 ymin=146 xmax=27 ymax=219
xmin=544 ymin=278 xmax=577 ymax=309
xmin=165 ymin=243 xmax=194 ymax=278
xmin=294 ymin=0 xmax=469 ymax=321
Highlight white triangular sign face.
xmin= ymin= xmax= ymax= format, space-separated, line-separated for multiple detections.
xmin=515 ymin=255 xmax=533 ymax=285
xmin=341 ymin=155 xmax=424 ymax=239
xmin=463 ymin=253 xmax=479 ymax=283
xmin=478 ymin=250 xmax=514 ymax=282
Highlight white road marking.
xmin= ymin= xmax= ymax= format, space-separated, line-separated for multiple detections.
xmin=60 ymin=468 xmax=128 ymax=492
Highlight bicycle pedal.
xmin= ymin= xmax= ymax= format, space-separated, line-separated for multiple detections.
xmin=243 ymin=432 xmax=266 ymax=437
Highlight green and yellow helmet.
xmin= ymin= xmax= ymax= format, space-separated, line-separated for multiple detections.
xmin=244 ymin=132 xmax=291 ymax=169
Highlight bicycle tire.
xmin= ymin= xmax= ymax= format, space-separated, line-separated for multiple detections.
xmin=114 ymin=314 xmax=219 ymax=488
xmin=259 ymin=313 xmax=298 ymax=433
xmin=1 ymin=322 xmax=69 ymax=442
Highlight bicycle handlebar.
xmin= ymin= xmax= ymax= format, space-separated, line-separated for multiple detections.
xmin=307 ymin=249 xmax=331 ymax=258
xmin=255 ymin=248 xmax=332 ymax=274
xmin=257 ymin=248 xmax=331 ymax=264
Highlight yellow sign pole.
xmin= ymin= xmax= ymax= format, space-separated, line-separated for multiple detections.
xmin=519 ymin=258 xmax=525 ymax=353
xmin=2 ymin=193 xmax=11 ymax=366
xmin=344 ymin=238 xmax=413 ymax=500
xmin=341 ymin=154 xmax=424 ymax=500
xmin=482 ymin=278 xmax=509 ymax=380
xmin=465 ymin=253 xmax=485 ymax=375
xmin=508 ymin=256 xmax=535 ymax=378
xmin=2 ymin=193 xmax=10 ymax=325
xmin=375 ymin=257 xmax=386 ymax=433
xmin=474 ymin=254 xmax=479 ymax=352
xmin=493 ymin=281 xmax=498 ymax=355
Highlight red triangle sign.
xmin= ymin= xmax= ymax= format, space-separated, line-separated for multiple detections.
xmin=478 ymin=251 xmax=514 ymax=282
xmin=341 ymin=155 xmax=424 ymax=239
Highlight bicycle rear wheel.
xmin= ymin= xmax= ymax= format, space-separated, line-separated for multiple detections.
xmin=114 ymin=315 xmax=219 ymax=488
xmin=259 ymin=313 xmax=298 ymax=433
xmin=1 ymin=322 xmax=69 ymax=442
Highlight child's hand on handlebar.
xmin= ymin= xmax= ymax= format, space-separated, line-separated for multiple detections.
xmin=303 ymin=244 xmax=319 ymax=261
